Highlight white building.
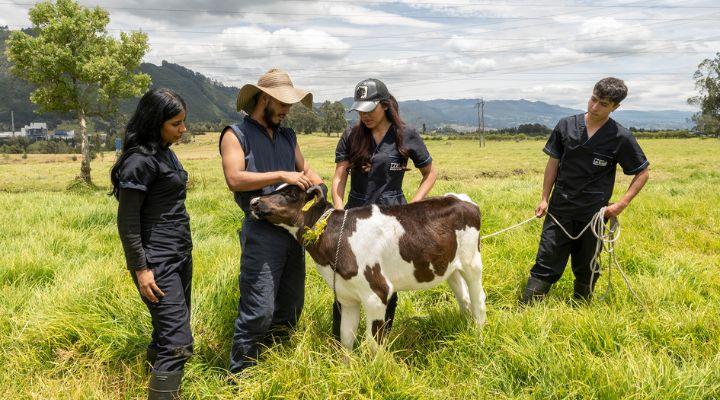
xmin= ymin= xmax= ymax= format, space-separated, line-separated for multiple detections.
xmin=51 ymin=130 xmax=75 ymax=140
xmin=21 ymin=122 xmax=49 ymax=140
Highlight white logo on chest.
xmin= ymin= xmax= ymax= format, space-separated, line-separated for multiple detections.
xmin=389 ymin=162 xmax=404 ymax=171
xmin=593 ymin=158 xmax=608 ymax=167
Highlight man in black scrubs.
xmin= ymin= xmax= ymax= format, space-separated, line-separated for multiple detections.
xmin=219 ymin=68 xmax=323 ymax=374
xmin=520 ymin=77 xmax=650 ymax=304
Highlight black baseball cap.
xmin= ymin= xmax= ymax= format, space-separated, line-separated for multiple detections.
xmin=350 ymin=78 xmax=390 ymax=112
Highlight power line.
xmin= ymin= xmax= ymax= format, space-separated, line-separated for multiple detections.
xmin=148 ymin=1 xmax=717 ymax=62
xmin=7 ymin=24 xmax=711 ymax=42
xmin=5 ymin=0 xmax=719 ymax=9
xmin=304 ymin=12 xmax=720 ymax=96
xmin=3 ymin=2 xmax=720 ymax=20
xmin=146 ymin=42 xmax=711 ymax=54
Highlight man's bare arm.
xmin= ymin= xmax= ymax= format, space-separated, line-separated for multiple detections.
xmin=220 ymin=128 xmax=311 ymax=191
xmin=605 ymin=168 xmax=649 ymax=218
xmin=536 ymin=157 xmax=560 ymax=217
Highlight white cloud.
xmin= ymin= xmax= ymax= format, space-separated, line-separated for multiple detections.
xmin=576 ymin=17 xmax=654 ymax=54
xmin=3 ymin=0 xmax=713 ymax=111
xmin=324 ymin=4 xmax=442 ymax=28
xmin=0 ymin=3 xmax=31 ymax=26
xmin=216 ymin=26 xmax=350 ymax=59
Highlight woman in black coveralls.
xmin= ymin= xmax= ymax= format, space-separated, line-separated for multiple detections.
xmin=111 ymin=88 xmax=192 ymax=400
xmin=331 ymin=78 xmax=437 ymax=341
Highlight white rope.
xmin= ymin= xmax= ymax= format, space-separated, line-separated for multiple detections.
xmin=482 ymin=216 xmax=537 ymax=239
xmin=331 ymin=210 xmax=349 ymax=302
xmin=483 ymin=207 xmax=639 ymax=301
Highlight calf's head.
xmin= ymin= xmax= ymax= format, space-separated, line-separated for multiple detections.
xmin=250 ymin=183 xmax=328 ymax=229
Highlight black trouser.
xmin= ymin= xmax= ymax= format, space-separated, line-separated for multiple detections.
xmin=229 ymin=218 xmax=306 ymax=373
xmin=332 ymin=294 xmax=398 ymax=342
xmin=530 ymin=214 xmax=600 ymax=285
xmin=132 ymin=254 xmax=193 ymax=373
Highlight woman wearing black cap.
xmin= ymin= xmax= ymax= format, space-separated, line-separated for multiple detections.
xmin=111 ymin=88 xmax=193 ymax=399
xmin=331 ymin=78 xmax=437 ymax=342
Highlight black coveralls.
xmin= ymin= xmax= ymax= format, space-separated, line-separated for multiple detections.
xmin=117 ymin=147 xmax=193 ymax=373
xmin=222 ymin=116 xmax=306 ymax=374
xmin=531 ymin=114 xmax=649 ymax=284
xmin=332 ymin=125 xmax=433 ymax=338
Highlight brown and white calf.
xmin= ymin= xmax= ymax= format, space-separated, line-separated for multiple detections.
xmin=249 ymin=184 xmax=486 ymax=350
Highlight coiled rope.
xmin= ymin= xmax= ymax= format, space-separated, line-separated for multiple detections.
xmin=482 ymin=207 xmax=640 ymax=301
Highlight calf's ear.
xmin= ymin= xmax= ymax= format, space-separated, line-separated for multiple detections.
xmin=305 ymin=183 xmax=328 ymax=202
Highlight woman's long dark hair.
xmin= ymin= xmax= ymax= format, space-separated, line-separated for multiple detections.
xmin=110 ymin=88 xmax=187 ymax=198
xmin=347 ymin=95 xmax=407 ymax=172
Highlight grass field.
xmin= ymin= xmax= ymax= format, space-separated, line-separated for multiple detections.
xmin=1 ymin=134 xmax=719 ymax=399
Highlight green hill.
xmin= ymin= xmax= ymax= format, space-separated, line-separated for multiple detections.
xmin=1 ymin=27 xmax=241 ymax=131
xmin=130 ymin=61 xmax=240 ymax=126
xmin=1 ymin=26 xmax=693 ymax=132
xmin=0 ymin=27 xmax=69 ymax=130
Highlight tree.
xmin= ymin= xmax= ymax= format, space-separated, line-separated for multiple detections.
xmin=319 ymin=101 xmax=347 ymax=137
xmin=688 ymin=52 xmax=720 ymax=138
xmin=284 ymin=103 xmax=320 ymax=135
xmin=6 ymin=0 xmax=151 ymax=185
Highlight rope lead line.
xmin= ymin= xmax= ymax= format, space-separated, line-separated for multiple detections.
xmin=330 ymin=210 xmax=349 ymax=303
xmin=483 ymin=207 xmax=640 ymax=302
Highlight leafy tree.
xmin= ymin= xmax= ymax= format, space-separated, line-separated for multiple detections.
xmin=688 ymin=52 xmax=720 ymax=137
xmin=27 ymin=139 xmax=72 ymax=154
xmin=284 ymin=103 xmax=320 ymax=134
xmin=436 ymin=125 xmax=459 ymax=134
xmin=6 ymin=0 xmax=150 ymax=185
xmin=319 ymin=101 xmax=347 ymax=137
xmin=516 ymin=123 xmax=550 ymax=135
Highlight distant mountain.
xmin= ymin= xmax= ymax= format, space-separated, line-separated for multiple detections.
xmin=336 ymin=97 xmax=693 ymax=130
xmin=125 ymin=61 xmax=239 ymax=124
xmin=0 ymin=27 xmax=69 ymax=130
xmin=611 ymin=110 xmax=694 ymax=130
xmin=0 ymin=27 xmax=240 ymax=130
xmin=1 ymin=27 xmax=693 ymax=131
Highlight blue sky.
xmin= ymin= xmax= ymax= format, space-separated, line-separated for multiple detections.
xmin=3 ymin=0 xmax=718 ymax=111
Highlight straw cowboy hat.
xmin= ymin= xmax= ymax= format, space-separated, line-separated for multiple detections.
xmin=236 ymin=68 xmax=313 ymax=114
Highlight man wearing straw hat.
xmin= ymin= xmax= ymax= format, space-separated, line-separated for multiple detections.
xmin=219 ymin=68 xmax=323 ymax=374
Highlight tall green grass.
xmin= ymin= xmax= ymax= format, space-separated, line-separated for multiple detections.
xmin=1 ymin=135 xmax=719 ymax=399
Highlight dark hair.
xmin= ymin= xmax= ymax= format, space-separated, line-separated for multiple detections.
xmin=347 ymin=95 xmax=407 ymax=171
xmin=110 ymin=88 xmax=187 ymax=198
xmin=594 ymin=77 xmax=627 ymax=105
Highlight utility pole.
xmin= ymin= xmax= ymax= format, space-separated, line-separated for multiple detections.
xmin=11 ymin=110 xmax=15 ymax=137
xmin=475 ymin=98 xmax=485 ymax=147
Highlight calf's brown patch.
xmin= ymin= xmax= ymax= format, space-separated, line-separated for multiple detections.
xmin=364 ymin=263 xmax=390 ymax=305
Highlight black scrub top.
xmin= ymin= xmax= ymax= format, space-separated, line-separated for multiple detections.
xmin=219 ymin=115 xmax=298 ymax=214
xmin=335 ymin=125 xmax=432 ymax=208
xmin=544 ymin=114 xmax=649 ymax=217
xmin=117 ymin=147 xmax=192 ymax=266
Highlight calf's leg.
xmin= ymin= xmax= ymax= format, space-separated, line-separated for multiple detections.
xmin=363 ymin=299 xmax=388 ymax=352
xmin=339 ymin=301 xmax=360 ymax=350
xmin=447 ymin=270 xmax=471 ymax=315
xmin=460 ymin=252 xmax=486 ymax=327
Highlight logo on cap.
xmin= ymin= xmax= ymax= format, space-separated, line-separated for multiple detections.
xmin=356 ymin=85 xmax=368 ymax=99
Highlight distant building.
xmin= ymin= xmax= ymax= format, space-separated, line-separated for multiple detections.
xmin=0 ymin=131 xmax=18 ymax=139
xmin=0 ymin=130 xmax=26 ymax=139
xmin=51 ymin=130 xmax=75 ymax=140
xmin=21 ymin=123 xmax=49 ymax=141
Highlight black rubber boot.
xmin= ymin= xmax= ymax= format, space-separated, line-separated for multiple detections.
xmin=146 ymin=347 xmax=159 ymax=370
xmin=520 ymin=276 xmax=552 ymax=305
xmin=148 ymin=370 xmax=183 ymax=400
xmin=573 ymin=281 xmax=595 ymax=302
